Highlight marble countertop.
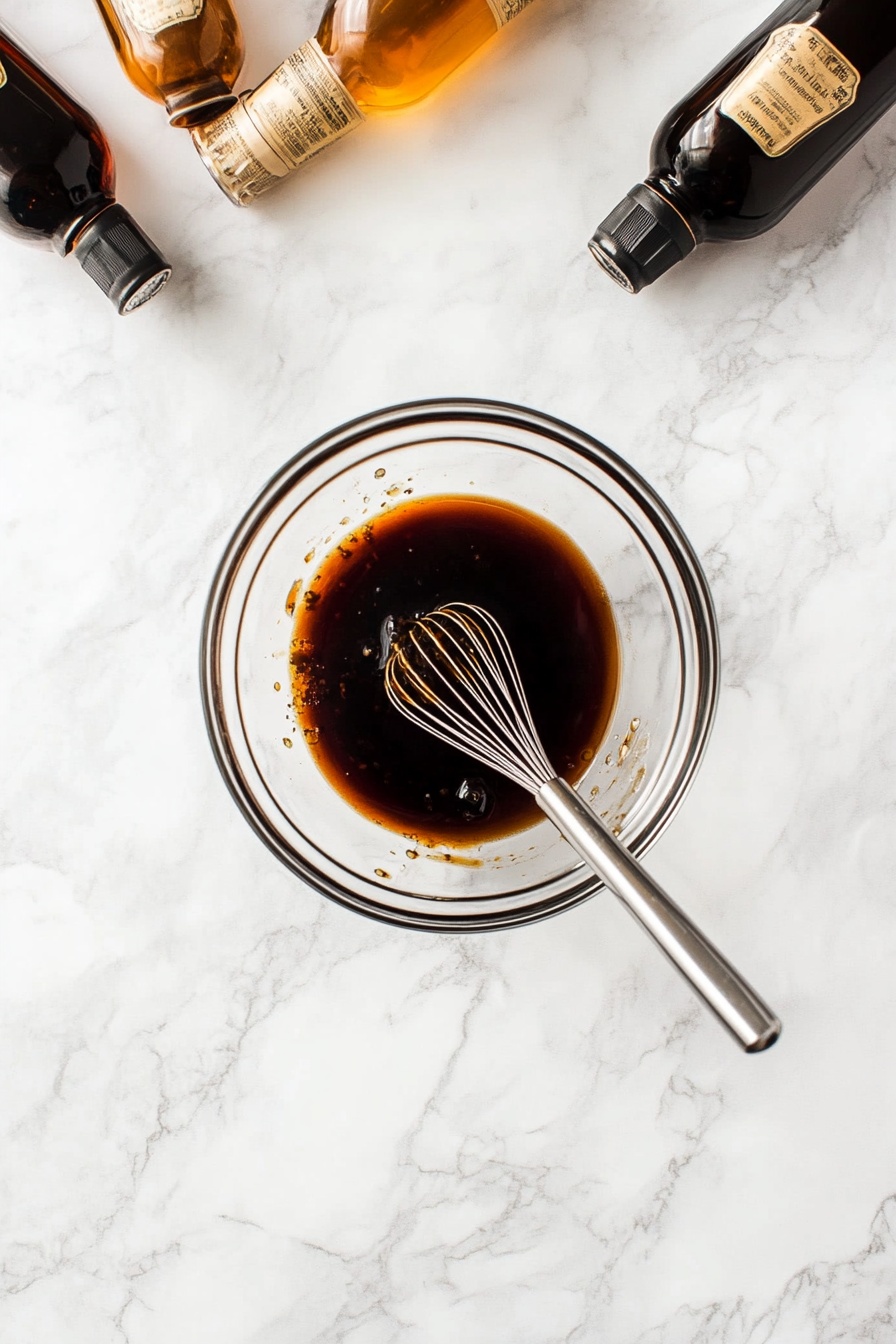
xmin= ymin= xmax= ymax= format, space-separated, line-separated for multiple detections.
xmin=3 ymin=0 xmax=896 ymax=1339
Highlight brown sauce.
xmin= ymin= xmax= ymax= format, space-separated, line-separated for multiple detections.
xmin=287 ymin=495 xmax=620 ymax=844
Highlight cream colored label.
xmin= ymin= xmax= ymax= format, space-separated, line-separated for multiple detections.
xmin=483 ymin=0 xmax=535 ymax=28
xmin=193 ymin=39 xmax=364 ymax=204
xmin=242 ymin=40 xmax=364 ymax=171
xmin=0 ymin=58 xmax=6 ymax=90
xmin=119 ymin=0 xmax=204 ymax=36
xmin=193 ymin=101 xmax=288 ymax=205
xmin=720 ymin=23 xmax=859 ymax=157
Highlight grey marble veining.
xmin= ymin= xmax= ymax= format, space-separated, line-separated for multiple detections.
xmin=2 ymin=0 xmax=896 ymax=1339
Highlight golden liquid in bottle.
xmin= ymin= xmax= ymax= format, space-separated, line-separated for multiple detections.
xmin=317 ymin=0 xmax=499 ymax=111
xmin=191 ymin=0 xmax=530 ymax=203
xmin=94 ymin=0 xmax=244 ymax=126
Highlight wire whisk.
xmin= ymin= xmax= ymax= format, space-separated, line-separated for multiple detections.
xmin=385 ymin=602 xmax=555 ymax=793
xmin=386 ymin=602 xmax=780 ymax=1053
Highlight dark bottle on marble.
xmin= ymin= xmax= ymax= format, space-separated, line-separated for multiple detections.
xmin=589 ymin=0 xmax=896 ymax=292
xmin=0 ymin=26 xmax=171 ymax=313
xmin=93 ymin=0 xmax=244 ymax=128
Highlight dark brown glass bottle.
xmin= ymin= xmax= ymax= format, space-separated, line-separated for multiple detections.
xmin=93 ymin=0 xmax=244 ymax=128
xmin=0 ymin=26 xmax=171 ymax=313
xmin=590 ymin=1 xmax=896 ymax=292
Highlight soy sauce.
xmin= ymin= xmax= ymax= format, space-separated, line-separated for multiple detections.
xmin=288 ymin=495 xmax=620 ymax=844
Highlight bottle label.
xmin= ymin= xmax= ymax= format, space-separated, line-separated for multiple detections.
xmin=720 ymin=23 xmax=860 ymax=158
xmin=119 ymin=0 xmax=204 ymax=36
xmin=192 ymin=39 xmax=364 ymax=205
xmin=483 ymin=0 xmax=535 ymax=28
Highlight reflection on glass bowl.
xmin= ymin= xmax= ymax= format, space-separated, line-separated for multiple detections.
xmin=201 ymin=399 xmax=719 ymax=932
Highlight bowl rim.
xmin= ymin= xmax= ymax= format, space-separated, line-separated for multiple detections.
xmin=201 ymin=397 xmax=720 ymax=932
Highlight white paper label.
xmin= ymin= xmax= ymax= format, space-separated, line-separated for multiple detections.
xmin=119 ymin=0 xmax=204 ymax=36
xmin=482 ymin=0 xmax=535 ymax=29
xmin=242 ymin=39 xmax=365 ymax=171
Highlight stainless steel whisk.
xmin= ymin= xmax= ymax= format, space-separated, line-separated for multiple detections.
xmin=385 ymin=602 xmax=781 ymax=1052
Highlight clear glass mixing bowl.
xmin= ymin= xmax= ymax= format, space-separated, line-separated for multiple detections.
xmin=201 ymin=400 xmax=719 ymax=931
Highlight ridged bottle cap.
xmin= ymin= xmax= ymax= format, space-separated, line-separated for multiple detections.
xmin=74 ymin=204 xmax=172 ymax=314
xmin=589 ymin=184 xmax=695 ymax=293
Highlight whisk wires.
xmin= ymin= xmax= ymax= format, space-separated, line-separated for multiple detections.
xmin=384 ymin=602 xmax=555 ymax=795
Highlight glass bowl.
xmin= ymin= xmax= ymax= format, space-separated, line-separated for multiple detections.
xmin=201 ymin=399 xmax=719 ymax=932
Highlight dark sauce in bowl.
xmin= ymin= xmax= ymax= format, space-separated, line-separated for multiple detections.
xmin=288 ymin=495 xmax=620 ymax=844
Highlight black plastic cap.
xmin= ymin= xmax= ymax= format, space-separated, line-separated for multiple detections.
xmin=74 ymin=204 xmax=172 ymax=315
xmin=589 ymin=184 xmax=696 ymax=294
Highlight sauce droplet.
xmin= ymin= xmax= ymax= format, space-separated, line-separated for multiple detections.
xmin=285 ymin=580 xmax=302 ymax=616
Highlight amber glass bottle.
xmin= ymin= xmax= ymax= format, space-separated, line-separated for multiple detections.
xmin=193 ymin=0 xmax=536 ymax=204
xmin=0 ymin=26 xmax=171 ymax=313
xmin=93 ymin=0 xmax=244 ymax=127
xmin=590 ymin=0 xmax=896 ymax=292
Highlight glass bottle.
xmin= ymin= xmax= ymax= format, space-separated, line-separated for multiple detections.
xmin=93 ymin=0 xmax=245 ymax=127
xmin=192 ymin=0 xmax=537 ymax=205
xmin=0 ymin=26 xmax=171 ymax=313
xmin=589 ymin=0 xmax=896 ymax=292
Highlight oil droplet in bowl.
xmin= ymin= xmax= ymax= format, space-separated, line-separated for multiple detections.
xmin=456 ymin=776 xmax=495 ymax=821
xmin=617 ymin=717 xmax=642 ymax=765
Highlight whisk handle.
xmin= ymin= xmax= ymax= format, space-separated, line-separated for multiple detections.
xmin=537 ymin=779 xmax=781 ymax=1053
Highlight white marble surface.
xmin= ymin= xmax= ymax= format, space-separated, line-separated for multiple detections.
xmin=3 ymin=0 xmax=896 ymax=1339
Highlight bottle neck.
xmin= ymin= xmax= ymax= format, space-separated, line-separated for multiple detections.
xmin=643 ymin=178 xmax=702 ymax=244
xmin=164 ymin=76 xmax=238 ymax=128
xmin=58 ymin=196 xmax=118 ymax=256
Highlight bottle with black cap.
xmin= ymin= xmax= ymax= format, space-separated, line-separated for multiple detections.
xmin=0 ymin=25 xmax=171 ymax=314
xmin=589 ymin=0 xmax=896 ymax=293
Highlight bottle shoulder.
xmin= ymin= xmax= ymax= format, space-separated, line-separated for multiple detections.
xmin=0 ymin=34 xmax=114 ymax=250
